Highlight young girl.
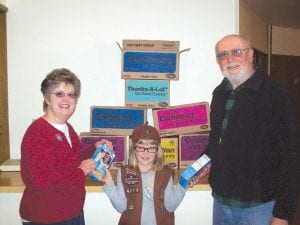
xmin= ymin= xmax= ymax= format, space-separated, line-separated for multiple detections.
xmin=102 ymin=124 xmax=187 ymax=225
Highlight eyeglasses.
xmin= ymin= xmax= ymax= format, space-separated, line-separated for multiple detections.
xmin=135 ymin=145 xmax=157 ymax=153
xmin=216 ymin=48 xmax=248 ymax=61
xmin=50 ymin=91 xmax=77 ymax=99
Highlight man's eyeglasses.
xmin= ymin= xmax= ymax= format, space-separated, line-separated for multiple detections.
xmin=216 ymin=48 xmax=248 ymax=61
xmin=50 ymin=91 xmax=77 ymax=99
xmin=135 ymin=145 xmax=157 ymax=153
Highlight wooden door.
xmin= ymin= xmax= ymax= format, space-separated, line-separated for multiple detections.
xmin=271 ymin=54 xmax=300 ymax=225
xmin=271 ymin=54 xmax=300 ymax=127
xmin=0 ymin=4 xmax=9 ymax=164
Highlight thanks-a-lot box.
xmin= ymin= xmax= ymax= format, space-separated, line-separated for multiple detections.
xmin=121 ymin=40 xmax=180 ymax=80
xmin=152 ymin=102 xmax=210 ymax=137
xmin=80 ymin=133 xmax=127 ymax=170
xmin=90 ymin=106 xmax=147 ymax=136
xmin=179 ymin=133 xmax=209 ymax=168
xmin=125 ymin=79 xmax=170 ymax=108
xmin=161 ymin=137 xmax=178 ymax=169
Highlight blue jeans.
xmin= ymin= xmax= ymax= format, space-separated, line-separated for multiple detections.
xmin=213 ymin=198 xmax=275 ymax=225
xmin=22 ymin=212 xmax=85 ymax=225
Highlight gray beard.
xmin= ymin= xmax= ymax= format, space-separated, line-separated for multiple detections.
xmin=221 ymin=65 xmax=250 ymax=87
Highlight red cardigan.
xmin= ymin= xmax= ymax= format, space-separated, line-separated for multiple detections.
xmin=20 ymin=118 xmax=94 ymax=223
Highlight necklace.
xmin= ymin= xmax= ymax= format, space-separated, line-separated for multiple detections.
xmin=140 ymin=167 xmax=153 ymax=174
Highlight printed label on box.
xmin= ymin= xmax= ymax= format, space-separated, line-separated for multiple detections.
xmin=121 ymin=40 xmax=180 ymax=80
xmin=80 ymin=133 xmax=127 ymax=170
xmin=125 ymin=79 xmax=169 ymax=108
xmin=161 ymin=137 xmax=178 ymax=169
xmin=90 ymin=106 xmax=147 ymax=135
xmin=153 ymin=102 xmax=210 ymax=137
xmin=179 ymin=134 xmax=209 ymax=168
xmin=124 ymin=52 xmax=177 ymax=73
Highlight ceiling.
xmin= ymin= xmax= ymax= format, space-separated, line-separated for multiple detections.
xmin=242 ymin=0 xmax=300 ymax=29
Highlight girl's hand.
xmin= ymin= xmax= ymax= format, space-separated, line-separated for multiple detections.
xmin=101 ymin=168 xmax=113 ymax=185
xmin=95 ymin=139 xmax=113 ymax=150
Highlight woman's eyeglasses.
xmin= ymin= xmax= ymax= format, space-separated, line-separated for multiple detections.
xmin=135 ymin=145 xmax=157 ymax=153
xmin=50 ymin=91 xmax=77 ymax=99
xmin=216 ymin=48 xmax=248 ymax=61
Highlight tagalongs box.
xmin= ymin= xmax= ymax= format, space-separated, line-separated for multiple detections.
xmin=90 ymin=106 xmax=147 ymax=136
xmin=121 ymin=40 xmax=180 ymax=80
xmin=80 ymin=133 xmax=127 ymax=170
xmin=152 ymin=102 xmax=210 ymax=137
xmin=179 ymin=133 xmax=209 ymax=168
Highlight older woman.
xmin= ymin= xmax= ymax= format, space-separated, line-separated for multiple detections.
xmin=19 ymin=68 xmax=112 ymax=225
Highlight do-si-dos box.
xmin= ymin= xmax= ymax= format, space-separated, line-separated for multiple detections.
xmin=161 ymin=137 xmax=178 ymax=169
xmin=121 ymin=40 xmax=180 ymax=80
xmin=80 ymin=132 xmax=127 ymax=170
xmin=152 ymin=102 xmax=210 ymax=137
xmin=179 ymin=154 xmax=211 ymax=189
xmin=179 ymin=133 xmax=209 ymax=168
xmin=125 ymin=79 xmax=170 ymax=108
xmin=90 ymin=106 xmax=147 ymax=136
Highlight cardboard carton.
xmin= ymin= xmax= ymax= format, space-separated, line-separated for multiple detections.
xmin=152 ymin=102 xmax=210 ymax=137
xmin=90 ymin=106 xmax=147 ymax=135
xmin=179 ymin=133 xmax=209 ymax=168
xmin=80 ymin=133 xmax=127 ymax=170
xmin=161 ymin=137 xmax=178 ymax=169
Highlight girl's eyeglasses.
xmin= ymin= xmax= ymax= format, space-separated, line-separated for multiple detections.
xmin=135 ymin=145 xmax=157 ymax=153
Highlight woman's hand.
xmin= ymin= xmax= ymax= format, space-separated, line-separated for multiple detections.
xmin=79 ymin=159 xmax=96 ymax=176
xmin=95 ymin=139 xmax=113 ymax=150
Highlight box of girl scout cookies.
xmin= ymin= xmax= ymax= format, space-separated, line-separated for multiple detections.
xmin=125 ymin=79 xmax=170 ymax=108
xmin=152 ymin=102 xmax=210 ymax=137
xmin=80 ymin=132 xmax=127 ymax=170
xmin=121 ymin=40 xmax=180 ymax=80
xmin=179 ymin=133 xmax=209 ymax=168
xmin=90 ymin=106 xmax=147 ymax=136
xmin=90 ymin=144 xmax=116 ymax=182
xmin=161 ymin=137 xmax=179 ymax=169
xmin=179 ymin=154 xmax=211 ymax=188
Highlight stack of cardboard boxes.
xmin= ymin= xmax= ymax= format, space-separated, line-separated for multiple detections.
xmin=80 ymin=39 xmax=211 ymax=175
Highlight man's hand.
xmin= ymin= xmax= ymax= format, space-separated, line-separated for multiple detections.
xmin=270 ymin=217 xmax=289 ymax=225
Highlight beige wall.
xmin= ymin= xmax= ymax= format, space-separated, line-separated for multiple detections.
xmin=239 ymin=0 xmax=268 ymax=53
xmin=272 ymin=26 xmax=300 ymax=56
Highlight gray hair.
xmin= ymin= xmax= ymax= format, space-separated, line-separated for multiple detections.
xmin=215 ymin=34 xmax=252 ymax=55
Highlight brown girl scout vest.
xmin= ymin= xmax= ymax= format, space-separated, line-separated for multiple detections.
xmin=119 ymin=165 xmax=174 ymax=225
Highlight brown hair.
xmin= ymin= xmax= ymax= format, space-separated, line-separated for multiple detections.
xmin=41 ymin=68 xmax=81 ymax=111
